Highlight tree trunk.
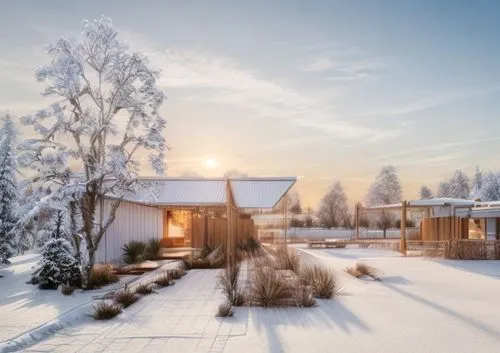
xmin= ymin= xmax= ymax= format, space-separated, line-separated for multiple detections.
xmin=383 ymin=228 xmax=387 ymax=238
xmin=81 ymin=247 xmax=95 ymax=289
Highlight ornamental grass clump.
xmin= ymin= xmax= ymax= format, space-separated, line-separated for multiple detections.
xmin=92 ymin=300 xmax=122 ymax=320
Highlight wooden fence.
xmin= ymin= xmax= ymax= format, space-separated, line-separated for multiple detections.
xmin=420 ymin=217 xmax=468 ymax=241
xmin=444 ymin=239 xmax=500 ymax=260
xmin=191 ymin=217 xmax=255 ymax=249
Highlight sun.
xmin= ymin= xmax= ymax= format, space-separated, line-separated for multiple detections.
xmin=204 ymin=158 xmax=217 ymax=169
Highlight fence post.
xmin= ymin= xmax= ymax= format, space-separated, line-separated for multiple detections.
xmin=355 ymin=203 xmax=360 ymax=241
xmin=400 ymin=200 xmax=407 ymax=256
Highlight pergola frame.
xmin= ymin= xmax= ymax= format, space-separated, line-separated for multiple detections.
xmin=355 ymin=199 xmax=477 ymax=255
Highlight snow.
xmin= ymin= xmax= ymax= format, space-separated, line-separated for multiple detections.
xmin=11 ymin=248 xmax=500 ymax=353
xmin=0 ymin=253 xmax=134 ymax=347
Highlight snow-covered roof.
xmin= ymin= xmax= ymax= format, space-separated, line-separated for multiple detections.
xmin=456 ymin=207 xmax=500 ymax=218
xmin=114 ymin=177 xmax=296 ymax=209
xmin=363 ymin=197 xmax=477 ymax=211
xmin=408 ymin=198 xmax=476 ymax=208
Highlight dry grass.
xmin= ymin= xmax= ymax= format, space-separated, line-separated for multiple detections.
xmin=153 ymin=272 xmax=173 ymax=287
xmin=218 ymin=263 xmax=246 ymax=306
xmin=169 ymin=267 xmax=187 ymax=280
xmin=300 ymin=265 xmax=341 ymax=299
xmin=135 ymin=282 xmax=158 ymax=295
xmin=91 ymin=300 xmax=122 ymax=320
xmin=216 ymin=301 xmax=233 ymax=317
xmin=249 ymin=267 xmax=294 ymax=307
xmin=89 ymin=265 xmax=120 ymax=289
xmin=275 ymin=247 xmax=300 ymax=274
xmin=189 ymin=258 xmax=212 ymax=269
xmin=345 ymin=262 xmax=383 ymax=280
xmin=59 ymin=284 xmax=75 ymax=296
xmin=293 ymin=285 xmax=317 ymax=307
xmin=114 ymin=286 xmax=139 ymax=308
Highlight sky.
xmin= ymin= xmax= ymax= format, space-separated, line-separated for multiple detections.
xmin=1 ymin=0 xmax=500 ymax=208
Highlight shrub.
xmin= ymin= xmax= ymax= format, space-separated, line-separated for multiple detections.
xmin=144 ymin=238 xmax=161 ymax=260
xmin=249 ymin=267 xmax=294 ymax=307
xmin=345 ymin=262 xmax=383 ymax=280
xmin=218 ymin=263 xmax=245 ymax=306
xmin=114 ymin=286 xmax=139 ymax=308
xmin=293 ymin=285 xmax=317 ymax=307
xmin=200 ymin=245 xmax=213 ymax=259
xmin=238 ymin=236 xmax=261 ymax=254
xmin=89 ymin=264 xmax=120 ymax=289
xmin=135 ymin=282 xmax=158 ymax=295
xmin=60 ymin=283 xmax=75 ymax=296
xmin=275 ymin=247 xmax=300 ymax=274
xmin=30 ymin=238 xmax=82 ymax=289
xmin=216 ymin=301 xmax=233 ymax=317
xmin=92 ymin=300 xmax=122 ymax=320
xmin=122 ymin=241 xmax=147 ymax=264
xmin=153 ymin=272 xmax=172 ymax=287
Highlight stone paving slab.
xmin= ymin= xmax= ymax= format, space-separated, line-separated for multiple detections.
xmin=22 ymin=266 xmax=251 ymax=353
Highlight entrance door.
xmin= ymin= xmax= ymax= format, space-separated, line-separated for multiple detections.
xmin=163 ymin=209 xmax=193 ymax=247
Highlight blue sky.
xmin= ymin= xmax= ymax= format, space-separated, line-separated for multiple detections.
xmin=1 ymin=0 xmax=500 ymax=206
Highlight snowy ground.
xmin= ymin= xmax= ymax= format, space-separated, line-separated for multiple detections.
xmin=0 ymin=254 xmax=134 ymax=345
xmin=4 ymin=248 xmax=500 ymax=352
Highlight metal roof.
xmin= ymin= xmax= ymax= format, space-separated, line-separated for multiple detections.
xmin=116 ymin=177 xmax=296 ymax=208
xmin=456 ymin=207 xmax=500 ymax=218
xmin=230 ymin=178 xmax=295 ymax=208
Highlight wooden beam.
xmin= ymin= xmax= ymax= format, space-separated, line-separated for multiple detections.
xmin=355 ymin=203 xmax=360 ymax=240
xmin=226 ymin=179 xmax=235 ymax=267
xmin=400 ymin=200 xmax=407 ymax=256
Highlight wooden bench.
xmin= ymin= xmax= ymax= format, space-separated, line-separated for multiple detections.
xmin=307 ymin=240 xmax=347 ymax=249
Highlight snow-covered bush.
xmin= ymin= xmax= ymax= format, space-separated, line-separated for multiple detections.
xmin=30 ymin=238 xmax=82 ymax=289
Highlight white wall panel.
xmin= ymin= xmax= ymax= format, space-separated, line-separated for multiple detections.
xmin=96 ymin=200 xmax=163 ymax=263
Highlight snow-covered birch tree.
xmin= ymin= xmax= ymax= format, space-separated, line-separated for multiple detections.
xmin=437 ymin=181 xmax=451 ymax=197
xmin=366 ymin=165 xmax=402 ymax=206
xmin=419 ymin=185 xmax=433 ymax=199
xmin=448 ymin=170 xmax=470 ymax=199
xmin=0 ymin=114 xmax=19 ymax=264
xmin=478 ymin=171 xmax=500 ymax=201
xmin=19 ymin=17 xmax=167 ymax=287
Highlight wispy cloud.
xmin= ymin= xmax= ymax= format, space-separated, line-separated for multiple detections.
xmin=359 ymin=85 xmax=500 ymax=119
xmin=300 ymin=53 xmax=382 ymax=81
xmin=121 ymin=31 xmax=395 ymax=142
xmin=371 ymin=136 xmax=500 ymax=175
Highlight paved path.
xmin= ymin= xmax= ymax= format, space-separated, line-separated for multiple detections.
xmin=23 ymin=270 xmax=246 ymax=353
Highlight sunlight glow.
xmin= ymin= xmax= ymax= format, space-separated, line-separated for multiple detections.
xmin=204 ymin=158 xmax=217 ymax=169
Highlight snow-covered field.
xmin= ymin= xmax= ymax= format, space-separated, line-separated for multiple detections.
xmin=0 ymin=253 xmax=133 ymax=348
xmin=3 ymin=248 xmax=500 ymax=352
